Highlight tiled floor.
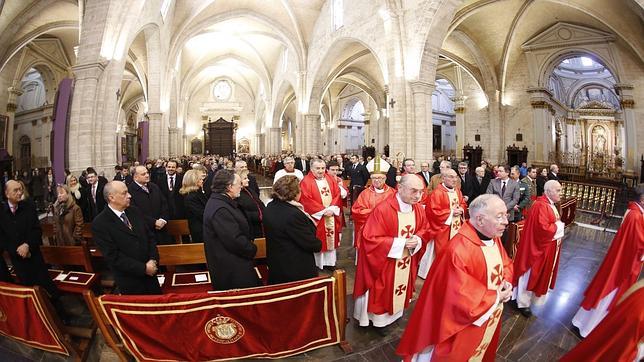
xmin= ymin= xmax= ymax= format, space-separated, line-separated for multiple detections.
xmin=0 ymin=175 xmax=630 ymax=361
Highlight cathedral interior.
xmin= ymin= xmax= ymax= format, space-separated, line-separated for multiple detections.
xmin=0 ymin=0 xmax=642 ymax=361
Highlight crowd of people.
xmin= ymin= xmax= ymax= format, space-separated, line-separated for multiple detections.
xmin=0 ymin=150 xmax=641 ymax=360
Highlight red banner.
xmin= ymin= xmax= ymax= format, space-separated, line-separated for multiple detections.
xmin=99 ymin=276 xmax=341 ymax=361
xmin=0 ymin=282 xmax=69 ymax=356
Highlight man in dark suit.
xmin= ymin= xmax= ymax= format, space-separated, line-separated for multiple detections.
xmin=457 ymin=162 xmax=473 ymax=203
xmin=93 ymin=181 xmax=161 ymax=295
xmin=154 ymin=160 xmax=185 ymax=220
xmin=294 ymin=154 xmax=309 ymax=174
xmin=486 ymin=165 xmax=520 ymax=220
xmin=113 ymin=165 xmax=125 ymax=181
xmin=80 ymin=167 xmax=106 ymax=222
xmin=416 ymin=162 xmax=432 ymax=188
xmin=467 ymin=166 xmax=490 ymax=205
xmin=234 ymin=160 xmax=259 ymax=195
xmin=548 ymin=164 xmax=560 ymax=181
xmin=128 ymin=166 xmax=172 ymax=244
xmin=348 ymin=154 xmax=370 ymax=191
xmin=0 ymin=180 xmax=60 ymax=298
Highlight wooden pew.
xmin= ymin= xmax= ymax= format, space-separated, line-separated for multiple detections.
xmin=165 ymin=219 xmax=191 ymax=244
xmin=41 ymin=245 xmax=95 ymax=273
xmin=157 ymin=243 xmax=206 ymax=267
xmin=41 ymin=222 xmax=55 ymax=245
xmin=0 ymin=282 xmax=95 ymax=361
xmin=83 ymin=270 xmax=350 ymax=361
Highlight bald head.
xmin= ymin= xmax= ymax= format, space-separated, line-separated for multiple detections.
xmin=4 ymin=180 xmax=23 ymax=204
xmin=469 ymin=194 xmax=509 ymax=239
xmin=544 ymin=180 xmax=562 ymax=203
xmin=398 ymin=174 xmax=424 ymax=205
xmin=104 ymin=181 xmax=131 ymax=211
xmin=439 ymin=160 xmax=452 ymax=170
xmin=133 ymin=165 xmax=150 ymax=185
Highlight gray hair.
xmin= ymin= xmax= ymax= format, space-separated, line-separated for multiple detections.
xmin=440 ymin=160 xmax=452 ymax=168
xmin=544 ymin=180 xmax=561 ymax=193
xmin=103 ymin=181 xmax=120 ymax=202
xmin=310 ymin=158 xmax=326 ymax=168
xmin=475 ymin=166 xmax=485 ymax=174
xmin=469 ymin=194 xmax=503 ymax=219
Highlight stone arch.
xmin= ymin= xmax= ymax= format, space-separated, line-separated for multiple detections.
xmin=566 ymin=80 xmax=618 ymax=107
xmin=538 ymin=49 xmax=621 ymax=89
xmin=272 ymin=79 xmax=296 ymax=129
xmin=306 ymin=37 xmax=386 ymax=115
xmin=17 ymin=63 xmax=59 ymax=106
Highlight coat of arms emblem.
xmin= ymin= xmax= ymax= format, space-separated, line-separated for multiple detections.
xmin=205 ymin=314 xmax=244 ymax=344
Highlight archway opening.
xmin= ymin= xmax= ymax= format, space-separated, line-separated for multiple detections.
xmin=432 ymin=77 xmax=456 ymax=155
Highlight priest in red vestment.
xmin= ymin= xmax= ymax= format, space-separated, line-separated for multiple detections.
xmin=299 ymin=158 xmax=343 ymax=269
xmin=397 ymin=194 xmax=514 ymax=361
xmin=512 ymin=180 xmax=565 ymax=317
xmin=353 ymin=174 xmax=430 ymax=333
xmin=418 ymin=168 xmax=467 ymax=279
xmin=351 ymin=157 xmax=395 ymax=262
xmin=572 ymin=186 xmax=644 ymax=337
xmin=562 ymin=279 xmax=644 ymax=362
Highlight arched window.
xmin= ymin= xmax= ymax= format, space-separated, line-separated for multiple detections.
xmin=550 ymin=55 xmax=617 ymax=108
xmin=16 ymin=68 xmax=46 ymax=112
xmin=432 ymin=78 xmax=455 ymax=113
xmin=342 ymin=98 xmax=364 ymax=120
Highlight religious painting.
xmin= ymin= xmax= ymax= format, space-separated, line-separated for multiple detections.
xmin=591 ymin=125 xmax=607 ymax=155
xmin=0 ymin=114 xmax=7 ymax=149
xmin=237 ymin=138 xmax=250 ymax=154
xmin=191 ymin=138 xmax=203 ymax=154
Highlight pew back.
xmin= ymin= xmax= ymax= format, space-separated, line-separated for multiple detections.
xmin=165 ymin=219 xmax=191 ymax=244
xmin=40 ymin=245 xmax=95 ymax=273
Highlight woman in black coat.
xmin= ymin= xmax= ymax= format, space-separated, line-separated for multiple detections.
xmin=237 ymin=169 xmax=265 ymax=239
xmin=263 ymin=175 xmax=322 ymax=285
xmin=203 ymin=170 xmax=260 ymax=291
xmin=179 ymin=170 xmax=207 ymax=243
xmin=536 ymin=167 xmax=548 ymax=196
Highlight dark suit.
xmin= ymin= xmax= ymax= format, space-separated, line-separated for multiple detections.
xmin=459 ymin=172 xmax=473 ymax=199
xmin=113 ymin=174 xmax=125 ymax=182
xmin=128 ymin=182 xmax=172 ymax=244
xmin=294 ymin=158 xmax=309 ymax=174
xmin=155 ymin=173 xmax=185 ymax=220
xmin=92 ymin=206 xmax=161 ymax=295
xmin=0 ymin=200 xmax=59 ymax=297
xmin=467 ymin=175 xmax=490 ymax=204
xmin=237 ymin=187 xmax=265 ymax=239
xmin=246 ymin=174 xmax=260 ymax=196
xmin=203 ymin=193 xmax=261 ymax=291
xmin=263 ymin=199 xmax=321 ymax=284
xmin=547 ymin=172 xmax=560 ymax=181
xmin=80 ymin=180 xmax=106 ymax=222
xmin=183 ymin=190 xmax=207 ymax=243
xmin=416 ymin=171 xmax=432 ymax=187
xmin=348 ymin=163 xmax=370 ymax=190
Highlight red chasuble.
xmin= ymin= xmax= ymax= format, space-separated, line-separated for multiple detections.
xmin=580 ymin=202 xmax=644 ymax=311
xmin=424 ymin=184 xmax=467 ymax=255
xmin=351 ymin=185 xmax=395 ymax=250
xmin=396 ymin=221 xmax=513 ymax=362
xmin=562 ymin=280 xmax=644 ymax=362
xmin=512 ymin=196 xmax=561 ymax=297
xmin=299 ymin=172 xmax=343 ymax=251
xmin=353 ymin=195 xmax=429 ymax=315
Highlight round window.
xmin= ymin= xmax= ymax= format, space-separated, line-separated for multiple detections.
xmin=213 ymin=80 xmax=232 ymax=101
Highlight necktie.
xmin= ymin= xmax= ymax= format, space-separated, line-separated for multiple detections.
xmin=120 ymin=213 xmax=132 ymax=229
xmin=169 ymin=176 xmax=174 ymax=191
xmin=9 ymin=205 xmax=16 ymax=214
xmin=501 ymin=181 xmax=506 ymax=197
xmin=141 ymin=184 xmax=149 ymax=193
xmin=92 ymin=184 xmax=96 ymax=202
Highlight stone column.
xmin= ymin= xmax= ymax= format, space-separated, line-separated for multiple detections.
xmin=5 ymin=86 xmax=22 ymax=157
xmin=68 ymin=62 xmax=106 ymax=172
xmin=527 ymin=88 xmax=555 ymax=163
xmin=146 ymin=112 xmax=163 ymax=159
xmin=615 ymin=83 xmax=636 ymax=171
xmin=377 ymin=108 xmax=388 ymax=154
xmin=302 ymin=114 xmax=320 ymax=155
xmin=409 ymin=81 xmax=434 ymax=163
xmin=267 ymin=127 xmax=281 ymax=155
xmin=168 ymin=127 xmax=178 ymax=157
xmin=453 ymin=96 xmax=465 ymax=159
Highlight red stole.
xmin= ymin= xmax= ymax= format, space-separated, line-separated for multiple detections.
xmin=396 ymin=222 xmax=514 ymax=361
xmin=299 ymin=172 xmax=342 ymax=251
xmin=424 ymin=184 xmax=467 ymax=255
xmin=353 ymin=195 xmax=429 ymax=315
xmin=512 ymin=196 xmax=561 ymax=296
xmin=580 ymin=202 xmax=644 ymax=311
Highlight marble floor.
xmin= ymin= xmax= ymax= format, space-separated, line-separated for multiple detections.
xmin=0 ymin=176 xmax=631 ymax=361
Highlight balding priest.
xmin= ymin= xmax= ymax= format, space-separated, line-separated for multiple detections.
xmin=299 ymin=158 xmax=343 ymax=270
xmin=353 ymin=174 xmax=429 ymax=335
xmin=397 ymin=195 xmax=513 ymax=361
xmin=512 ymin=180 xmax=565 ymax=317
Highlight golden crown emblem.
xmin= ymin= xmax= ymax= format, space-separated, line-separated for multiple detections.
xmin=205 ymin=314 xmax=244 ymax=344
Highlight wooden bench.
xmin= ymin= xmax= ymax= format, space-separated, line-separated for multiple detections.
xmin=40 ymin=245 xmax=99 ymax=294
xmin=165 ymin=219 xmax=191 ymax=244
xmin=83 ymin=269 xmax=350 ymax=361
xmin=0 ymin=282 xmax=95 ymax=361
